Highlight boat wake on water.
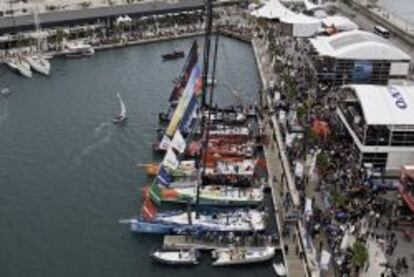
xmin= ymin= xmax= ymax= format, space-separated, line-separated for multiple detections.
xmin=94 ymin=121 xmax=111 ymax=137
xmin=0 ymin=100 xmax=9 ymax=127
xmin=69 ymin=123 xmax=114 ymax=171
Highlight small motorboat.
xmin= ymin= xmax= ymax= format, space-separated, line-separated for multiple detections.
xmin=273 ymin=262 xmax=287 ymax=276
xmin=25 ymin=54 xmax=51 ymax=75
xmin=212 ymin=246 xmax=275 ymax=266
xmin=65 ymin=42 xmax=95 ymax=58
xmin=162 ymin=50 xmax=185 ymax=61
xmin=150 ymin=249 xmax=199 ymax=266
xmin=113 ymin=93 xmax=127 ymax=124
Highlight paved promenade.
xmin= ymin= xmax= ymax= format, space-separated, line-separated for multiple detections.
xmin=252 ymin=36 xmax=320 ymax=277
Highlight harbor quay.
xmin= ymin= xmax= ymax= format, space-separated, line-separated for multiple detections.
xmin=0 ymin=3 xmax=251 ymax=63
xmin=2 ymin=0 xmax=414 ymax=276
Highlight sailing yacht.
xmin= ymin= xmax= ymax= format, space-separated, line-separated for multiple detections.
xmin=5 ymin=57 xmax=32 ymax=78
xmin=25 ymin=11 xmax=51 ymax=75
xmin=25 ymin=55 xmax=50 ymax=75
xmin=113 ymin=93 xmax=127 ymax=124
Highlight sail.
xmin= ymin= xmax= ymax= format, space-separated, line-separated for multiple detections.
xmin=117 ymin=93 xmax=126 ymax=117
xmin=179 ymin=94 xmax=199 ymax=135
xmin=165 ymin=63 xmax=202 ymax=138
xmin=169 ymin=41 xmax=199 ymax=103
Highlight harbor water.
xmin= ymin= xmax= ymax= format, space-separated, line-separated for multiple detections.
xmin=0 ymin=36 xmax=274 ymax=277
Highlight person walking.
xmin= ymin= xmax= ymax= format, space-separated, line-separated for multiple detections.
xmin=284 ymin=243 xmax=289 ymax=255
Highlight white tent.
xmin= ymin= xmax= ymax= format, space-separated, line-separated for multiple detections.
xmin=281 ymin=13 xmax=322 ymax=37
xmin=251 ymin=0 xmax=321 ymax=37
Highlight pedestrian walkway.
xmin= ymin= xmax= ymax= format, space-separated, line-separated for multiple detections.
xmin=360 ymin=237 xmax=387 ymax=277
xmin=253 ymin=35 xmax=315 ymax=277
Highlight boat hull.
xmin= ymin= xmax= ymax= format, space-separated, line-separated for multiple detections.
xmin=26 ymin=56 xmax=50 ymax=75
xmin=113 ymin=115 xmax=127 ymax=124
xmin=212 ymin=247 xmax=275 ymax=266
xmin=129 ymin=210 xmax=266 ymax=234
xmin=150 ymin=249 xmax=199 ymax=266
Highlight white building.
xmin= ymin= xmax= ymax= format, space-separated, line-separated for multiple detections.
xmin=309 ymin=30 xmax=411 ymax=86
xmin=337 ymin=84 xmax=414 ymax=172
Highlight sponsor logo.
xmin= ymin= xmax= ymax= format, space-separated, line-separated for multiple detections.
xmin=388 ymin=86 xmax=407 ymax=109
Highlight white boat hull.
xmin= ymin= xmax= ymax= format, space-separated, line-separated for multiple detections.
xmin=26 ymin=55 xmax=50 ymax=75
xmin=151 ymin=249 xmax=199 ymax=265
xmin=273 ymin=262 xmax=287 ymax=276
xmin=5 ymin=59 xmax=32 ymax=78
xmin=212 ymin=246 xmax=275 ymax=266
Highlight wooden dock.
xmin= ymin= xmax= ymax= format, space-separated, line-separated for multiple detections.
xmin=164 ymin=235 xmax=219 ymax=250
xmin=164 ymin=235 xmax=281 ymax=251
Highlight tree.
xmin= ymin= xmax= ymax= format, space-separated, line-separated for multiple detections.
xmin=352 ymin=241 xmax=369 ymax=268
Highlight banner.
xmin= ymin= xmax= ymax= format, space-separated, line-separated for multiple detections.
xmin=165 ymin=63 xmax=202 ymax=137
xmin=163 ymin=148 xmax=179 ymax=170
xmin=169 ymin=41 xmax=199 ymax=102
xmin=157 ymin=166 xmax=171 ymax=187
xmin=159 ymin=135 xmax=171 ymax=150
xmin=179 ymin=95 xmax=199 ymax=135
xmin=171 ymin=131 xmax=186 ymax=153
xmin=320 ymin=250 xmax=331 ymax=271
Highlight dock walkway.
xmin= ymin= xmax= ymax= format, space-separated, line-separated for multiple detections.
xmin=252 ymin=37 xmax=312 ymax=277
xmin=163 ymin=235 xmax=281 ymax=251
xmin=164 ymin=235 xmax=219 ymax=250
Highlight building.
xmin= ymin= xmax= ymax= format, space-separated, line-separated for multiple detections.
xmin=308 ymin=30 xmax=411 ymax=86
xmin=337 ymin=84 xmax=414 ymax=172
xmin=0 ymin=0 xmax=205 ymax=33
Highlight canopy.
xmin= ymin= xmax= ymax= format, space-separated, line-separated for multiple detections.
xmin=345 ymin=84 xmax=414 ymax=126
xmin=251 ymin=0 xmax=321 ymax=37
xmin=310 ymin=30 xmax=411 ymax=60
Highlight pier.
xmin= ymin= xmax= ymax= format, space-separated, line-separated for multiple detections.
xmin=163 ymin=235 xmax=281 ymax=251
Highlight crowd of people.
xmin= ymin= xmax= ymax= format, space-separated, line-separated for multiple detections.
xmin=254 ymin=18 xmax=412 ymax=276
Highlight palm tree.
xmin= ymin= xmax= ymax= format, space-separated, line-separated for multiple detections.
xmin=352 ymin=241 xmax=369 ymax=274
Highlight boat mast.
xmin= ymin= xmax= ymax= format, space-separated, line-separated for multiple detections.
xmin=201 ymin=0 xmax=213 ymax=108
xmin=196 ymin=0 xmax=214 ymax=215
xmin=34 ymin=11 xmax=41 ymax=52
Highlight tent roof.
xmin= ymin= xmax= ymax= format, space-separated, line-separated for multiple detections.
xmin=310 ymin=30 xmax=410 ymax=60
xmin=251 ymin=0 xmax=320 ymax=24
xmin=345 ymin=84 xmax=414 ymax=125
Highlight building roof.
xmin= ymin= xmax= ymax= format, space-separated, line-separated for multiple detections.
xmin=250 ymin=0 xmax=295 ymax=19
xmin=321 ymin=15 xmax=358 ymax=31
xmin=346 ymin=84 xmax=414 ymax=125
xmin=250 ymin=0 xmax=321 ymax=36
xmin=310 ymin=30 xmax=411 ymax=60
xmin=0 ymin=0 xmax=205 ymax=32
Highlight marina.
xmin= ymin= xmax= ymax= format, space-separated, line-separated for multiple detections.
xmin=2 ymin=0 xmax=414 ymax=276
xmin=0 ymin=34 xmax=267 ymax=276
